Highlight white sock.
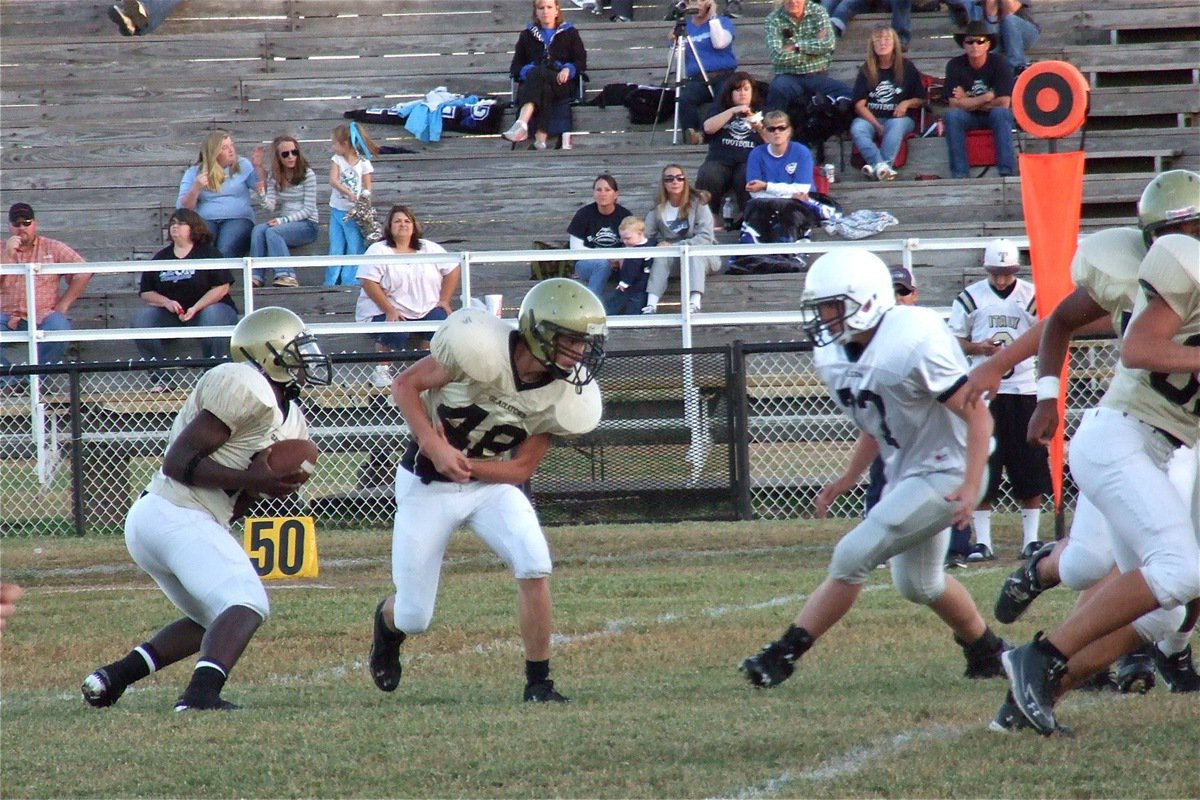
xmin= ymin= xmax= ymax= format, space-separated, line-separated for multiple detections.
xmin=1021 ymin=509 xmax=1041 ymax=546
xmin=972 ymin=510 xmax=992 ymax=550
xmin=689 ymin=291 xmax=702 ymax=309
xmin=645 ymin=293 xmax=660 ymax=308
xmin=1157 ymin=631 xmax=1191 ymax=657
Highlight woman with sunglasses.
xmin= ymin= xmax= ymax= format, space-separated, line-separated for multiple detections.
xmin=642 ymin=165 xmax=721 ymax=315
xmin=250 ymin=136 xmax=319 ymax=287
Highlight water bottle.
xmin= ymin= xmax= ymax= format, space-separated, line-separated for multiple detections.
xmin=721 ymin=195 xmax=735 ymax=230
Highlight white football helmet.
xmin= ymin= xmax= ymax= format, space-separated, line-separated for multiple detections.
xmin=983 ymin=238 xmax=1020 ymax=275
xmin=800 ymin=249 xmax=895 ymax=347
xmin=230 ymin=306 xmax=332 ymax=388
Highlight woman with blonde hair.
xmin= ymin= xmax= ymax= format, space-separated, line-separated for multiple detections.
xmin=503 ymin=0 xmax=587 ymax=150
xmin=250 ymin=135 xmax=319 ymax=287
xmin=849 ymin=25 xmax=926 ymax=181
xmin=176 ymin=129 xmax=263 ymax=257
xmin=642 ymin=164 xmax=720 ymax=314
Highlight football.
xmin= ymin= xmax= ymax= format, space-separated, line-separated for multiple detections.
xmin=265 ymin=438 xmax=320 ymax=482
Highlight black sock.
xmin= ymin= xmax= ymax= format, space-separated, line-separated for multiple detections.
xmin=184 ymin=660 xmax=229 ymax=700
xmin=1034 ymin=633 xmax=1068 ymax=663
xmin=780 ymin=625 xmax=814 ymax=659
xmin=958 ymin=627 xmax=1003 ymax=658
xmin=525 ymin=659 xmax=550 ymax=684
xmin=104 ymin=643 xmax=161 ymax=687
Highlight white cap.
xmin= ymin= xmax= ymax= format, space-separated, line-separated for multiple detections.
xmin=983 ymin=238 xmax=1020 ymax=274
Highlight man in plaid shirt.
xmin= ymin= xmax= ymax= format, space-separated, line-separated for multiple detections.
xmin=2 ymin=202 xmax=91 ymax=390
xmin=764 ymin=0 xmax=853 ymax=113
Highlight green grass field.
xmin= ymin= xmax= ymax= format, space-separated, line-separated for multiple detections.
xmin=1 ymin=520 xmax=1196 ymax=798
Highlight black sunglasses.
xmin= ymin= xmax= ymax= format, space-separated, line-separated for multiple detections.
xmin=894 ymin=286 xmax=913 ymax=297
xmin=662 ymin=175 xmax=686 ymax=183
xmin=10 ymin=219 xmax=33 ymax=227
xmin=963 ymin=38 xmax=990 ymax=45
xmin=278 ymin=149 xmax=300 ymax=158
xmin=765 ymin=125 xmax=790 ymax=133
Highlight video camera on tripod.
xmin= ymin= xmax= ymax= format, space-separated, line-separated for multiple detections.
xmin=651 ymin=1 xmax=714 ymax=144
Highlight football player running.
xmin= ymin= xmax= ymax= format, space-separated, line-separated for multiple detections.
xmin=964 ymin=173 xmax=1200 ymax=726
xmin=741 ymin=249 xmax=1010 ymax=690
xmin=1001 ymin=188 xmax=1200 ymax=735
xmin=81 ymin=307 xmax=332 ymax=711
xmin=368 ymin=278 xmax=606 ymax=703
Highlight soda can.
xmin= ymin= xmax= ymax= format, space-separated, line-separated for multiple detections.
xmin=822 ymin=163 xmax=836 ymax=184
xmin=561 ymin=132 xmax=574 ymax=150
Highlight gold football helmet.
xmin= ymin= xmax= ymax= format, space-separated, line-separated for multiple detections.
xmin=1138 ymin=169 xmax=1200 ymax=246
xmin=518 ymin=278 xmax=607 ymax=388
xmin=230 ymin=306 xmax=332 ymax=387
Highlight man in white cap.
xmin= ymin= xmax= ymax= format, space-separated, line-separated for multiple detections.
xmin=947 ymin=238 xmax=1049 ymax=561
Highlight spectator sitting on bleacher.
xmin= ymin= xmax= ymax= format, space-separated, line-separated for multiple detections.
xmin=642 ymin=165 xmax=721 ymax=315
xmin=177 ymin=130 xmax=264 ymax=259
xmin=356 ymin=205 xmax=459 ymax=388
xmin=745 ymin=110 xmax=815 ymax=202
xmin=824 ymin=0 xmax=913 ymax=48
xmin=695 ymin=71 xmax=766 ymax=231
xmin=604 ymin=216 xmax=657 ymax=316
xmin=249 ymin=135 xmax=318 ymax=288
xmin=943 ymin=21 xmax=1015 ymax=179
xmin=504 ymin=0 xmax=587 ymax=150
xmin=945 ymin=0 xmax=1039 ymax=74
xmin=569 ymin=174 xmax=632 ymax=299
xmin=133 ymin=209 xmax=239 ymax=393
xmin=850 ymin=24 xmax=926 ymax=181
xmin=763 ymin=0 xmax=852 ymax=115
xmin=1 ymin=202 xmax=92 ymax=394
xmin=107 ymin=0 xmax=182 ymax=37
xmin=676 ymin=0 xmax=739 ymax=146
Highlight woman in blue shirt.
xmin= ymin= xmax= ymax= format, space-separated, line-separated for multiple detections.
xmin=176 ymin=129 xmax=263 ymax=258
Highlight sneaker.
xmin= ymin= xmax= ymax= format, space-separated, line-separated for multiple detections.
xmin=107 ymin=0 xmax=148 ymax=36
xmin=875 ymin=163 xmax=897 ymax=181
xmin=1019 ymin=540 xmax=1045 ymax=560
xmin=611 ymin=14 xmax=633 ymax=21
xmin=989 ymin=690 xmax=1072 ymax=736
xmin=81 ymin=668 xmax=125 ymax=708
xmin=1075 ymin=668 xmax=1117 ymax=692
xmin=272 ymin=275 xmax=299 ymax=287
xmin=368 ymin=598 xmax=404 ymax=692
xmin=966 ymin=543 xmax=995 ymax=563
xmin=641 ymin=304 xmax=657 ymax=315
xmin=994 ymin=541 xmax=1054 ymax=623
xmin=174 ymin=693 xmax=241 ymax=712
xmin=688 ymin=299 xmax=702 ymax=314
xmin=524 ymin=679 xmax=570 ymax=702
xmin=1152 ymin=644 xmax=1200 ymax=693
xmin=370 ymin=364 xmax=392 ymax=388
xmin=684 ymin=128 xmax=703 ymax=146
xmin=861 ymin=164 xmax=876 ymax=180
xmin=1116 ymin=645 xmax=1156 ymax=694
xmin=251 ymin=276 xmax=264 ymax=288
xmin=1001 ymin=634 xmax=1066 ymax=736
xmin=956 ymin=633 xmax=1011 ymax=679
xmin=502 ymin=120 xmax=529 ymax=144
xmin=740 ymin=640 xmax=797 ymax=688
xmin=944 ymin=552 xmax=968 ymax=569
xmin=533 ymin=140 xmax=548 ymax=150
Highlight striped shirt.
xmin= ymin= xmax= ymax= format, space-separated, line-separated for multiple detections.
xmin=1 ymin=235 xmax=89 ymax=323
xmin=764 ymin=4 xmax=837 ymax=76
xmin=260 ymin=168 xmax=319 ymax=225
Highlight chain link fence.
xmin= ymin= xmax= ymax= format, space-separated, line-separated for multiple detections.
xmin=0 ymin=338 xmax=1118 ymax=537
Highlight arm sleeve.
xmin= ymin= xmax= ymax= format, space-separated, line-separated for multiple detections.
xmin=708 ymin=18 xmax=733 ymax=49
xmin=283 ymin=170 xmax=319 ymax=224
xmin=946 ymin=295 xmax=971 ymax=337
xmin=177 ymin=165 xmax=198 ymax=208
xmin=914 ymin=328 xmax=971 ymax=399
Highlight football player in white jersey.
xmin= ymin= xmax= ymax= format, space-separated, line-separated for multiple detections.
xmin=81 ymin=307 xmax=332 ymax=711
xmin=741 ymin=249 xmax=1010 ymax=690
xmin=368 ymin=278 xmax=606 ymax=703
xmin=1003 ymin=215 xmax=1200 ymax=734
xmin=948 ymin=239 xmax=1050 ymax=562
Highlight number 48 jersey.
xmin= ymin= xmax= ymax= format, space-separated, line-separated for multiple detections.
xmin=814 ymin=305 xmax=971 ymax=484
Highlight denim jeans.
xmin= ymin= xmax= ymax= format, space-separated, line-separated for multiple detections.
xmin=765 ymin=72 xmax=853 ymax=112
xmin=603 ymin=287 xmax=647 ymax=316
xmin=131 ymin=303 xmax=238 ymax=362
xmin=140 ymin=0 xmax=185 ymax=34
xmin=826 ymin=0 xmax=911 ymax=45
xmin=943 ymin=107 xmax=1016 ymax=178
xmin=203 ymin=217 xmax=254 ymax=258
xmin=370 ymin=308 xmax=448 ymax=350
xmin=0 ymin=311 xmax=71 ymax=383
xmin=250 ymin=219 xmax=318 ymax=282
xmin=326 ymin=207 xmax=365 ymax=286
xmin=998 ymin=13 xmax=1039 ymax=69
xmin=678 ymin=69 xmax=733 ymax=134
xmin=574 ymin=257 xmax=616 ymax=298
xmin=849 ymin=115 xmax=915 ymax=167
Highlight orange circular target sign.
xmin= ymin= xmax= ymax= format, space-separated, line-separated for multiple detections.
xmin=1013 ymin=61 xmax=1090 ymax=139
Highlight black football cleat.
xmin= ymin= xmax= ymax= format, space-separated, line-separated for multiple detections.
xmin=1074 ymin=668 xmax=1117 ymax=692
xmin=369 ymin=599 xmax=405 ymax=693
xmin=957 ymin=632 xmax=1011 ymax=679
xmin=1116 ymin=645 xmax=1156 ymax=695
xmin=1020 ymin=540 xmax=1046 ymax=560
xmin=1153 ymin=644 xmax=1200 ymax=693
xmin=1002 ymin=634 xmax=1066 ymax=736
xmin=173 ymin=693 xmax=241 ymax=712
xmin=740 ymin=640 xmax=797 ymax=688
xmin=989 ymin=690 xmax=1071 ymax=736
xmin=995 ymin=541 xmax=1055 ymax=624
xmin=81 ymin=667 xmax=126 ymax=708
xmin=524 ymin=679 xmax=570 ymax=703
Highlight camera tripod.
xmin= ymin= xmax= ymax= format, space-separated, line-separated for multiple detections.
xmin=650 ymin=20 xmax=714 ymax=145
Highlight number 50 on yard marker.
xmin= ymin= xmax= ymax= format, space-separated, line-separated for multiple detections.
xmin=243 ymin=516 xmax=319 ymax=579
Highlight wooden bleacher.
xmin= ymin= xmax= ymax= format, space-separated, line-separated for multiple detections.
xmin=1 ymin=0 xmax=1197 ymax=356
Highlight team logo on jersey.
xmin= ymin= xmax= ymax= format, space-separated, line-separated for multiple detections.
xmin=591 ymin=227 xmax=620 ymax=248
xmin=785 ymin=162 xmax=797 ymax=175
